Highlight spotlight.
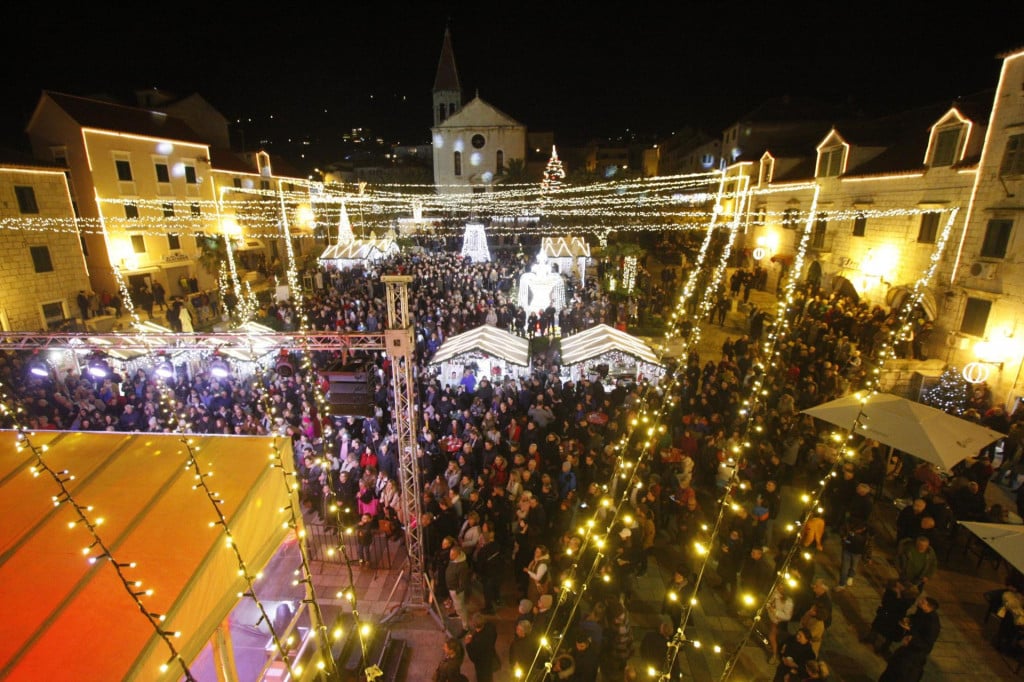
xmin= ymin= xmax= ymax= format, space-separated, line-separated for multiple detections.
xmin=209 ymin=357 xmax=230 ymax=379
xmin=155 ymin=360 xmax=174 ymax=379
xmin=276 ymin=351 xmax=295 ymax=378
xmin=87 ymin=356 xmax=110 ymax=379
xmin=28 ymin=359 xmax=49 ymax=378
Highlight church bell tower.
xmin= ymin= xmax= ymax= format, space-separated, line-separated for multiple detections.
xmin=432 ymin=27 xmax=462 ymax=126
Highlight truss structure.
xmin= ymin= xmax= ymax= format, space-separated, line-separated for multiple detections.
xmin=3 ymin=277 xmax=427 ymax=610
xmin=0 ymin=331 xmax=385 ymax=352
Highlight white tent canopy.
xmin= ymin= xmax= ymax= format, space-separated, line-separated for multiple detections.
xmin=803 ymin=392 xmax=1005 ymax=470
xmin=560 ymin=324 xmax=662 ymax=367
xmin=428 ymin=325 xmax=530 ymax=368
xmin=961 ymin=522 xmax=1024 ymax=574
xmin=319 ymin=237 xmax=399 ymax=265
xmin=559 ymin=324 xmax=664 ymax=385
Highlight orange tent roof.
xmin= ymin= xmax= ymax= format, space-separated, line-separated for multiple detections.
xmin=0 ymin=431 xmax=294 ymax=681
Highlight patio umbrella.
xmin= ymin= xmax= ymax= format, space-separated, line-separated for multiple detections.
xmin=960 ymin=522 xmax=1024 ymax=574
xmin=802 ymin=392 xmax=1005 ymax=470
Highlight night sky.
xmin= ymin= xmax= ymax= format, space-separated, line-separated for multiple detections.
xmin=3 ymin=4 xmax=1022 ymax=158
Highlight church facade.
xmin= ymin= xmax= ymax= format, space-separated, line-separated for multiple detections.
xmin=430 ymin=29 xmax=527 ymax=194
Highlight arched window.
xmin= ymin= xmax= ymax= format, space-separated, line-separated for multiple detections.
xmin=438 ymin=104 xmax=446 ymax=123
xmin=496 ymin=150 xmax=504 ymax=175
xmin=454 ymin=151 xmax=462 ymax=176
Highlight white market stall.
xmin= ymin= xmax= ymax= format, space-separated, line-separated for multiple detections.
xmin=428 ymin=325 xmax=531 ymax=388
xmin=559 ymin=324 xmax=665 ymax=386
xmin=541 ymin=236 xmax=591 ymax=280
xmin=318 ymin=237 xmax=399 ymax=269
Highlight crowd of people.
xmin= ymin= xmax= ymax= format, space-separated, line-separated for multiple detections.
xmin=4 ymin=244 xmax=1023 ymax=681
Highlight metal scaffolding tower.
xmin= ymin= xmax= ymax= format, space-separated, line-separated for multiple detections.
xmin=381 ymin=275 xmax=425 ymax=607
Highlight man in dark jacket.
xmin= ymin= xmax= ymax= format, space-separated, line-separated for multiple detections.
xmin=879 ymin=596 xmax=940 ymax=682
xmin=464 ymin=614 xmax=498 ymax=682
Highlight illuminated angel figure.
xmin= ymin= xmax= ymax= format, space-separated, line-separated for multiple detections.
xmin=518 ymin=255 xmax=565 ymax=314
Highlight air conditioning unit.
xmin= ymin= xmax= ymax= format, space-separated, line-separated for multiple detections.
xmin=968 ymin=261 xmax=999 ymax=279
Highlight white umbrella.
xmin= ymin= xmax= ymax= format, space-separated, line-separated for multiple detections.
xmin=960 ymin=522 xmax=1024 ymax=574
xmin=802 ymin=392 xmax=1005 ymax=470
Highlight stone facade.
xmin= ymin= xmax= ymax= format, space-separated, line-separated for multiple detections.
xmin=0 ymin=165 xmax=90 ymax=330
xmin=733 ymin=48 xmax=1024 ymax=406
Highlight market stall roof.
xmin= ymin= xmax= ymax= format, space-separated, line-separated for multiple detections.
xmin=560 ymin=324 xmax=662 ymax=367
xmin=428 ymin=326 xmax=530 ymax=367
xmin=542 ymin=236 xmax=591 ymax=259
xmin=319 ymin=237 xmax=398 ymax=263
xmin=0 ymin=431 xmax=294 ymax=682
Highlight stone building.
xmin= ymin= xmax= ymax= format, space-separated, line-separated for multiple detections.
xmin=0 ymin=149 xmax=90 ymax=330
xmin=733 ymin=47 xmax=1024 ymax=405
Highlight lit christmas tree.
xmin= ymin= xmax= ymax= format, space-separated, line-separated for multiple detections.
xmin=540 ymin=145 xmax=566 ymax=195
xmin=921 ymin=366 xmax=969 ymax=415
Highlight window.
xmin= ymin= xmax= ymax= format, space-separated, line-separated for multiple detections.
xmin=184 ymin=165 xmax=197 ymax=184
xmin=782 ymin=208 xmax=800 ymax=229
xmin=41 ymin=301 xmax=67 ymax=330
xmin=811 ymin=214 xmax=828 ymax=248
xmin=14 ymin=186 xmax=39 ymax=214
xmin=471 ymin=134 xmax=485 ymax=149
xmin=931 ymin=127 xmax=962 ymax=166
xmin=30 ymin=246 xmax=54 ymax=273
xmin=115 ymin=159 xmax=133 ymax=181
xmin=190 ymin=202 xmax=201 ymax=217
xmin=448 ymin=103 xmax=457 ymax=118
xmin=1002 ymin=134 xmax=1024 ymax=177
xmin=155 ymin=162 xmax=170 ymax=183
xmin=437 ymin=103 xmax=446 ymax=122
xmin=260 ymin=180 xmax=269 ymax=190
xmin=124 ymin=202 xmax=139 ymax=220
xmin=167 ymin=234 xmax=181 ymax=250
xmin=162 ymin=202 xmax=174 ymax=218
xmin=960 ymin=297 xmax=992 ymax=337
xmin=454 ymin=151 xmax=462 ymax=176
xmin=131 ymin=235 xmax=146 ymax=253
xmin=917 ymin=212 xmax=940 ymax=243
xmin=496 ymin=150 xmax=504 ymax=175
xmin=233 ymin=178 xmax=242 ymax=188
xmin=817 ymin=147 xmax=844 ymax=177
xmin=980 ymin=219 xmax=1013 ymax=258
xmin=852 ymin=213 xmax=867 ymax=237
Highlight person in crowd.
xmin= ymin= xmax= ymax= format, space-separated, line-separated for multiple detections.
xmin=896 ymin=536 xmax=938 ymax=590
xmin=878 ymin=596 xmax=941 ymax=682
xmin=432 ymin=637 xmax=466 ymax=682
xmin=464 ymin=613 xmax=498 ymax=682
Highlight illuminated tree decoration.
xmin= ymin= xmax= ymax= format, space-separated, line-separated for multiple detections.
xmin=540 ymin=145 xmax=566 ymax=196
xmin=922 ymin=366 xmax=971 ymax=415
